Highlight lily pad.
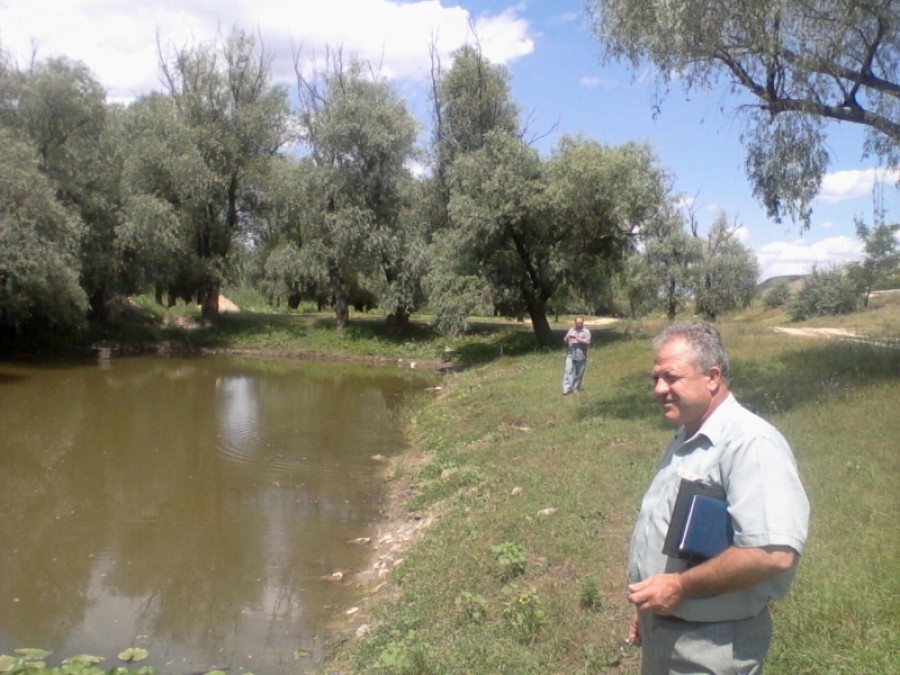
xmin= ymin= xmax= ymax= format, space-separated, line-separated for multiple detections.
xmin=0 ymin=654 xmax=21 ymax=672
xmin=117 ymin=647 xmax=149 ymax=662
xmin=14 ymin=648 xmax=52 ymax=660
xmin=63 ymin=654 xmax=104 ymax=666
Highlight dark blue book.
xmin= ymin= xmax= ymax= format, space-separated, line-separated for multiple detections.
xmin=663 ymin=479 xmax=733 ymax=562
xmin=677 ymin=495 xmax=733 ymax=559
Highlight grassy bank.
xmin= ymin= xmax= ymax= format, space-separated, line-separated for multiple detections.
xmin=328 ymin=320 xmax=899 ymax=674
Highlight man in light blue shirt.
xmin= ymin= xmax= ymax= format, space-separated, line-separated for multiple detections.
xmin=562 ymin=315 xmax=592 ymax=395
xmin=627 ymin=322 xmax=809 ymax=674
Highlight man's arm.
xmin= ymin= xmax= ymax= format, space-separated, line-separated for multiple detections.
xmin=627 ymin=545 xmax=797 ymax=615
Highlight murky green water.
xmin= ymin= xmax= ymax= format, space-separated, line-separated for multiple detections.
xmin=0 ymin=355 xmax=429 ymax=673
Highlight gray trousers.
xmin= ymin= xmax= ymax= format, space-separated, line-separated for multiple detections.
xmin=562 ymin=356 xmax=586 ymax=393
xmin=639 ymin=607 xmax=772 ymax=675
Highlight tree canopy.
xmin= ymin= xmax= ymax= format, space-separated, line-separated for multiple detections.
xmin=586 ymin=0 xmax=899 ymax=227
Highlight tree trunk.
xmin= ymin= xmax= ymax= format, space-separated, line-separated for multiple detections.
xmin=88 ymin=289 xmax=109 ymax=323
xmin=524 ymin=295 xmax=554 ymax=348
xmin=199 ymin=279 xmax=220 ymax=323
xmin=331 ymin=267 xmax=349 ymax=330
xmin=386 ymin=305 xmax=411 ymax=335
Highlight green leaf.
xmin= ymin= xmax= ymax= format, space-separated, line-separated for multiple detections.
xmin=62 ymin=654 xmax=104 ymax=666
xmin=15 ymin=648 xmax=52 ymax=660
xmin=0 ymin=655 xmax=20 ymax=673
xmin=117 ymin=647 xmax=149 ymax=662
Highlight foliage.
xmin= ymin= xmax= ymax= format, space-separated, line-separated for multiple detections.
xmin=579 ymin=579 xmax=604 ymax=612
xmin=586 ymin=0 xmax=900 ymax=228
xmin=0 ymin=127 xmax=88 ymax=334
xmin=693 ymin=214 xmax=760 ymax=320
xmin=118 ymin=93 xmax=212 ymax=304
xmin=454 ymin=591 xmax=489 ymax=624
xmin=626 ymin=208 xmax=703 ymax=319
xmin=0 ymin=648 xmax=158 ymax=674
xmin=0 ymin=56 xmax=121 ymax=322
xmin=501 ymin=586 xmax=546 ymax=645
xmin=368 ymin=630 xmax=432 ymax=675
xmin=155 ymin=28 xmax=289 ymax=320
xmin=491 ymin=541 xmax=528 ymax=582
xmin=764 ymin=279 xmax=793 ymax=308
xmin=445 ymin=131 xmax=671 ymax=345
xmin=849 ymin=218 xmax=900 ymax=306
xmin=788 ymin=265 xmax=860 ymax=320
xmin=291 ymin=50 xmax=419 ymax=330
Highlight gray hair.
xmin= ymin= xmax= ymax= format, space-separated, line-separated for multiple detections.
xmin=653 ymin=321 xmax=730 ymax=383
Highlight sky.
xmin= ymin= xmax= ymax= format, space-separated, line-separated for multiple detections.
xmin=2 ymin=0 xmax=897 ymax=281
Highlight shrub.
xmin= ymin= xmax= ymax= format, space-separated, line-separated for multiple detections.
xmin=764 ymin=279 xmax=792 ymax=308
xmin=788 ymin=266 xmax=859 ymax=320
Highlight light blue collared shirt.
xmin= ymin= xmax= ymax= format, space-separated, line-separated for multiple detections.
xmin=627 ymin=394 xmax=810 ymax=622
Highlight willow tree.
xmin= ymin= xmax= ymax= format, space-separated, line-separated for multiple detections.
xmin=292 ymin=51 xmax=419 ymax=330
xmin=693 ymin=214 xmax=760 ymax=320
xmin=449 ymin=133 xmax=672 ymax=346
xmin=586 ymin=0 xmax=899 ymax=227
xmin=424 ymin=44 xmax=524 ymax=336
xmin=157 ymin=29 xmax=288 ymax=321
xmin=0 ymin=127 xmax=88 ymax=335
xmin=118 ymin=93 xmax=213 ymax=305
xmin=0 ymin=57 xmax=124 ymax=320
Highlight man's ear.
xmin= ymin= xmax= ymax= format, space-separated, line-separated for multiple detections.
xmin=707 ymin=366 xmax=722 ymax=392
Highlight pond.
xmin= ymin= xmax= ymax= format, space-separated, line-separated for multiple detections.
xmin=0 ymin=355 xmax=432 ymax=673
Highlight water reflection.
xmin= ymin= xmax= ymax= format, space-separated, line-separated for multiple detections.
xmin=0 ymin=356 xmax=428 ymax=673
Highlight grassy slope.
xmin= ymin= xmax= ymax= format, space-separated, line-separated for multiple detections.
xmin=326 ymin=314 xmax=899 ymax=674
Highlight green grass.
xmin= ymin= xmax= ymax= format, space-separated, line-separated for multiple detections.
xmin=329 ymin=319 xmax=899 ymax=674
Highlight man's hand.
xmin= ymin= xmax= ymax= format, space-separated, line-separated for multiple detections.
xmin=627 ymin=545 xmax=798 ymax=617
xmin=627 ymin=573 xmax=686 ymax=615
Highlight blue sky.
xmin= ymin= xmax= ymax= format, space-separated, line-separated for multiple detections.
xmin=2 ymin=0 xmax=897 ymax=280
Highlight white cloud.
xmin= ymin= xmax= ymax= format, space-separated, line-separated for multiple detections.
xmin=1 ymin=0 xmax=534 ymax=100
xmin=817 ymin=168 xmax=900 ymax=203
xmin=756 ymin=236 xmax=862 ymax=280
xmin=472 ymin=8 xmax=534 ymax=64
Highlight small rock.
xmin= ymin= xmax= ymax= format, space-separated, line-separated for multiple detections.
xmin=511 ymin=486 xmax=523 ymax=497
xmin=356 ymin=624 xmax=370 ymax=639
xmin=537 ymin=507 xmax=557 ymax=517
xmin=346 ymin=606 xmax=360 ymax=615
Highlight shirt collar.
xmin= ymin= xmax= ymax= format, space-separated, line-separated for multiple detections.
xmin=681 ymin=393 xmax=737 ymax=447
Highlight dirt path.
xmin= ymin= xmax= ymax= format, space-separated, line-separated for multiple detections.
xmin=773 ymin=326 xmax=860 ymax=338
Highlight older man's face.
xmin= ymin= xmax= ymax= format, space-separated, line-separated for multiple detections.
xmin=575 ymin=318 xmax=584 ymax=330
xmin=651 ymin=338 xmax=718 ymax=434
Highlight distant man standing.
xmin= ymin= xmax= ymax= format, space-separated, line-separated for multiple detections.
xmin=562 ymin=315 xmax=592 ymax=395
xmin=626 ymin=322 xmax=809 ymax=674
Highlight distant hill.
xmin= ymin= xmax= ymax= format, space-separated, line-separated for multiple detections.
xmin=758 ymin=274 xmax=806 ymax=292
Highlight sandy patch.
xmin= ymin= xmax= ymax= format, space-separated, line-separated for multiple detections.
xmin=583 ymin=317 xmax=620 ymax=327
xmin=773 ymin=327 xmax=860 ymax=338
xmin=218 ymin=295 xmax=240 ymax=312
